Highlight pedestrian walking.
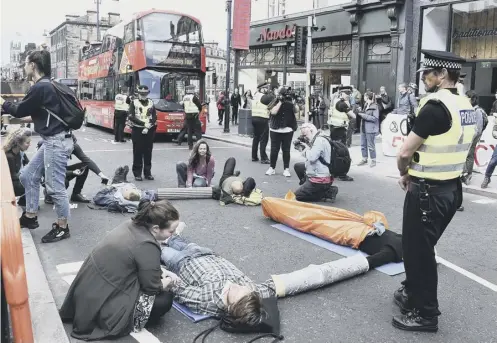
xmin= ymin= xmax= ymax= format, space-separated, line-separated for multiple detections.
xmin=217 ymin=91 xmax=226 ymax=125
xmin=113 ymin=85 xmax=130 ymax=143
xmin=394 ymin=50 xmax=476 ymax=332
xmin=357 ymin=91 xmax=380 ymax=168
xmin=1 ymin=50 xmax=75 ymax=243
xmin=128 ymin=85 xmax=157 ymax=181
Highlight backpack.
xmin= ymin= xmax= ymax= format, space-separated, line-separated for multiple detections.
xmin=318 ymin=136 xmax=351 ymax=177
xmin=193 ymin=296 xmax=283 ymax=343
xmin=40 ymin=79 xmax=85 ymax=130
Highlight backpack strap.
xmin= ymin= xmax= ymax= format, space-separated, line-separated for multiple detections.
xmin=317 ymin=135 xmax=331 ymax=167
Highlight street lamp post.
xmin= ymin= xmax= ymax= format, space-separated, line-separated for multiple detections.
xmin=223 ymin=0 xmax=233 ymax=133
xmin=95 ymin=0 xmax=102 ymax=41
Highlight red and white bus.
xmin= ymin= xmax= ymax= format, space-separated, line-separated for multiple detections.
xmin=78 ymin=9 xmax=208 ymax=136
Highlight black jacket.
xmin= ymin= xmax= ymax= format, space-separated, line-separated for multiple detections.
xmin=270 ymin=100 xmax=297 ymax=131
xmin=6 ymin=149 xmax=29 ymax=195
xmin=1 ymin=76 xmax=67 ymax=136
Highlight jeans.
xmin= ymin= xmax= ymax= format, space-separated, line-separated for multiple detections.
xmin=485 ymin=146 xmax=497 ymax=178
xmin=20 ymin=132 xmax=73 ymax=219
xmin=251 ymin=117 xmax=269 ymax=161
xmin=176 ymin=162 xmax=209 ymax=188
xmin=360 ymin=132 xmax=377 ymax=160
xmin=161 ymin=236 xmax=213 ymax=274
xmin=269 ymin=131 xmax=293 ymax=169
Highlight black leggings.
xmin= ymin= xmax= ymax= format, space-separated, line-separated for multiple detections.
xmin=270 ymin=131 xmax=293 ymax=169
xmin=146 ymin=291 xmax=174 ymax=326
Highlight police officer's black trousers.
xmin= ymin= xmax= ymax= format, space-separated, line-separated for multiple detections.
xmin=113 ymin=110 xmax=127 ymax=142
xmin=330 ymin=126 xmax=347 ymax=145
xmin=251 ymin=117 xmax=269 ymax=161
xmin=402 ymin=179 xmax=459 ymax=317
xmin=177 ymin=116 xmax=202 ymax=148
xmin=131 ymin=126 xmax=156 ymax=177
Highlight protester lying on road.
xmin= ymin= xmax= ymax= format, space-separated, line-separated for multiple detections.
xmin=60 ymin=200 xmax=180 ymax=340
xmin=176 ymin=140 xmax=215 ymax=187
xmin=160 ymin=229 xmax=402 ymax=325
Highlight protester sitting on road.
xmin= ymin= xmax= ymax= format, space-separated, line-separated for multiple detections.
xmin=357 ymin=91 xmax=380 ymax=168
xmin=40 ymin=135 xmax=109 ymax=204
xmin=293 ymin=123 xmax=338 ymax=203
xmin=59 ymin=200 xmax=179 ymax=340
xmin=3 ymin=127 xmax=31 ymax=207
xmin=176 ymin=140 xmax=215 ymax=188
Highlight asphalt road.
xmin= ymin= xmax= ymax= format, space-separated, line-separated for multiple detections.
xmin=26 ymin=126 xmax=497 ymax=343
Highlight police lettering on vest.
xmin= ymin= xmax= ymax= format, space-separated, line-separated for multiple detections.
xmin=252 ymin=93 xmax=269 ymax=119
xmin=114 ymin=94 xmax=129 ymax=111
xmin=133 ymin=99 xmax=153 ymax=126
xmin=408 ymin=89 xmax=477 ymax=180
xmin=183 ymin=95 xmax=199 ymax=114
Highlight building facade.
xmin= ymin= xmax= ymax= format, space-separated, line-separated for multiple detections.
xmin=204 ymin=42 xmax=235 ymax=97
xmin=235 ymin=0 xmax=413 ymax=103
xmin=411 ymin=0 xmax=497 ymax=113
xmin=49 ymin=10 xmax=120 ymax=79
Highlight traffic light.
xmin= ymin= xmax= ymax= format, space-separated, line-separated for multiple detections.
xmin=212 ymin=72 xmax=217 ymax=85
xmin=310 ymin=73 xmax=316 ymax=86
xmin=294 ymin=26 xmax=307 ymax=67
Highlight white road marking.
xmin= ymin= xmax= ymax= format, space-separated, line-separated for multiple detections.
xmin=437 ymin=257 xmax=497 ymax=292
xmin=472 ymin=199 xmax=497 ymax=204
xmin=57 ymin=261 xmax=164 ymax=343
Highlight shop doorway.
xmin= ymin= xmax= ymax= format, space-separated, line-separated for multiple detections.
xmin=462 ymin=61 xmax=497 ymax=114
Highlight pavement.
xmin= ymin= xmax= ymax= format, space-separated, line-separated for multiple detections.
xmin=20 ymin=124 xmax=497 ymax=343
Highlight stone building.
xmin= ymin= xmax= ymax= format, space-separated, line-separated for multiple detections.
xmin=410 ymin=0 xmax=497 ymax=113
xmin=48 ymin=10 xmax=120 ymax=79
xmin=204 ymin=42 xmax=235 ymax=97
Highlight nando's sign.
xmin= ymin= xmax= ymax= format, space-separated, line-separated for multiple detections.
xmin=258 ymin=24 xmax=296 ymax=43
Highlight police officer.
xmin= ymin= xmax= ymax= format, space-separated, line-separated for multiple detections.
xmin=113 ymin=85 xmax=130 ymax=143
xmin=177 ymin=85 xmax=202 ymax=150
xmin=128 ymin=85 xmax=157 ymax=181
xmin=328 ymin=86 xmax=355 ymax=181
xmin=251 ymin=82 xmax=272 ymax=164
xmin=393 ymin=50 xmax=475 ymax=332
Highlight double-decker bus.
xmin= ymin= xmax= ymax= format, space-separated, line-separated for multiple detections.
xmin=78 ymin=9 xmax=207 ymax=136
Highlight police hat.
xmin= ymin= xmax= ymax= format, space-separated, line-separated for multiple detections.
xmin=136 ymin=85 xmax=150 ymax=94
xmin=339 ymin=86 xmax=353 ymax=94
xmin=417 ymin=50 xmax=466 ymax=72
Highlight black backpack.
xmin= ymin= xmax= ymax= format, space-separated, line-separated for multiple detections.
xmin=40 ymin=79 xmax=85 ymax=130
xmin=318 ymin=136 xmax=351 ymax=177
xmin=193 ymin=296 xmax=283 ymax=343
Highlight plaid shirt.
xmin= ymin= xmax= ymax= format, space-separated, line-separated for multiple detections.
xmin=171 ymin=254 xmax=276 ymax=317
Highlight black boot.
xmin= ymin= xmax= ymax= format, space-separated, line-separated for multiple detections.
xmin=19 ymin=212 xmax=39 ymax=230
xmin=41 ymin=223 xmax=70 ymax=243
xmin=323 ymin=186 xmax=339 ymax=203
xmin=392 ymin=310 xmax=438 ymax=332
xmin=71 ymin=193 xmax=90 ymax=203
xmin=393 ymin=285 xmax=412 ymax=314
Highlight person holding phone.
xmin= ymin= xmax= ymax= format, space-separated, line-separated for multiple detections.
xmin=42 ymin=135 xmax=109 ymax=204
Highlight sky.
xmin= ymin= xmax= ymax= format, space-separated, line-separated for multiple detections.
xmin=0 ymin=0 xmax=255 ymax=65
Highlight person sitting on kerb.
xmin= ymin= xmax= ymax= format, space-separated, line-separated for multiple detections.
xmin=160 ymin=228 xmax=402 ymax=324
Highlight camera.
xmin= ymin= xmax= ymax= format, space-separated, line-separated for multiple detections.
xmin=293 ymin=135 xmax=309 ymax=152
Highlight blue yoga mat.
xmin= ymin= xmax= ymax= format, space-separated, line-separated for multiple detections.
xmin=172 ymin=302 xmax=213 ymax=323
xmin=271 ymin=223 xmax=405 ymax=276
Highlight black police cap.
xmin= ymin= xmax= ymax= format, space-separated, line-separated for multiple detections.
xmin=137 ymin=85 xmax=150 ymax=93
xmin=417 ymin=50 xmax=466 ymax=72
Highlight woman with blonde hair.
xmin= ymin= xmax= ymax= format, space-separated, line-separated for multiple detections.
xmin=3 ymin=128 xmax=32 ymax=206
xmin=176 ymin=140 xmax=215 ymax=187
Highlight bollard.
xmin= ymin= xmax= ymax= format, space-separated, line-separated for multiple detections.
xmin=157 ymin=187 xmax=214 ymax=200
xmin=0 ymin=151 xmax=34 ymax=342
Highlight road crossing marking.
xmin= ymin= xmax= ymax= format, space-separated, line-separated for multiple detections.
xmin=471 ymin=198 xmax=497 ymax=204
xmin=57 ymin=260 xmax=163 ymax=343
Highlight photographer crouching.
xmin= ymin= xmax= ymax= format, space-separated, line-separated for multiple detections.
xmin=293 ymin=123 xmax=338 ymax=202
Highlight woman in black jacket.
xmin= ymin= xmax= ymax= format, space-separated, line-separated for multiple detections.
xmin=265 ymin=87 xmax=297 ymax=177
xmin=3 ymin=128 xmax=32 ymax=206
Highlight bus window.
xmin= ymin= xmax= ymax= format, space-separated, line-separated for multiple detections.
xmin=140 ymin=13 xmax=202 ymax=44
xmin=137 ymin=70 xmax=163 ymax=99
xmin=124 ymin=21 xmax=135 ymax=44
xmin=103 ymin=77 xmax=115 ymax=100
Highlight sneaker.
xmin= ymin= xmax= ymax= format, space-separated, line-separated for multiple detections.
xmin=41 ymin=223 xmax=70 ymax=243
xmin=19 ymin=213 xmax=39 ymax=230
xmin=392 ymin=310 xmax=438 ymax=332
xmin=265 ymin=167 xmax=276 ymax=176
xmin=70 ymin=193 xmax=90 ymax=203
xmin=481 ymin=176 xmax=491 ymax=189
xmin=370 ymin=160 xmax=376 ymax=168
xmin=283 ymin=169 xmax=291 ymax=177
xmin=357 ymin=159 xmax=368 ymax=166
xmin=324 ymin=186 xmax=339 ymax=203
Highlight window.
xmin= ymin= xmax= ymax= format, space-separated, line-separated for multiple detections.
xmin=207 ymin=75 xmax=211 ymax=85
xmin=79 ymin=80 xmax=95 ymax=100
xmin=124 ymin=21 xmax=135 ymax=43
xmin=95 ymin=79 xmax=104 ymax=100
xmin=140 ymin=13 xmax=202 ymax=44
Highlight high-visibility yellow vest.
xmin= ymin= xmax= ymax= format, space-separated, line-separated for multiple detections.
xmin=329 ymin=99 xmax=349 ymax=128
xmin=114 ymin=94 xmax=129 ymax=111
xmin=408 ymin=88 xmax=477 ymax=180
xmin=252 ymin=93 xmax=269 ymax=119
xmin=133 ymin=99 xmax=153 ymax=126
xmin=183 ymin=95 xmax=199 ymax=114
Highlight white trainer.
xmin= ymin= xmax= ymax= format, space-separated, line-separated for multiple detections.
xmin=283 ymin=169 xmax=291 ymax=177
xmin=265 ymin=167 xmax=276 ymax=176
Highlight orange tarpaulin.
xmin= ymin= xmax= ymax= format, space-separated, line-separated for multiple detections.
xmin=261 ymin=191 xmax=389 ymax=249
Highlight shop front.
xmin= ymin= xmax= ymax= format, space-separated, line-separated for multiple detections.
xmin=234 ymin=1 xmax=411 ymax=100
